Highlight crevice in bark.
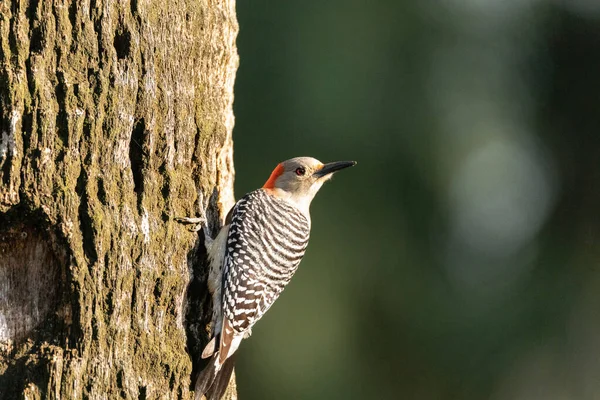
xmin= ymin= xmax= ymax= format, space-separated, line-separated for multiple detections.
xmin=55 ymin=71 xmax=70 ymax=150
xmin=161 ymin=170 xmax=172 ymax=215
xmin=97 ymin=177 xmax=108 ymax=205
xmin=184 ymin=228 xmax=212 ymax=390
xmin=89 ymin=68 xmax=102 ymax=100
xmin=1 ymin=156 xmax=10 ymax=187
xmin=114 ymin=27 xmax=132 ymax=60
xmin=89 ymin=0 xmax=96 ymax=22
xmin=130 ymin=0 xmax=139 ymax=19
xmin=20 ymin=107 xmax=33 ymax=160
xmin=117 ymin=369 xmax=126 ymax=397
xmin=68 ymin=1 xmax=77 ymax=32
xmin=130 ymin=118 xmax=146 ymax=210
xmin=29 ymin=26 xmax=43 ymax=53
xmin=75 ymin=168 xmax=97 ymax=264
xmin=7 ymin=9 xmax=18 ymax=57
xmin=26 ymin=0 xmax=39 ymax=24
xmin=26 ymin=0 xmax=42 ymax=54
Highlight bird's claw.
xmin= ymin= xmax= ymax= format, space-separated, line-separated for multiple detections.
xmin=175 ymin=216 xmax=206 ymax=232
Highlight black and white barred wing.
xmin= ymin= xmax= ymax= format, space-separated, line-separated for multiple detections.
xmin=222 ymin=189 xmax=310 ymax=333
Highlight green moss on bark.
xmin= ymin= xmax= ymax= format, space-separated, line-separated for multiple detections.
xmin=0 ymin=0 xmax=238 ymax=398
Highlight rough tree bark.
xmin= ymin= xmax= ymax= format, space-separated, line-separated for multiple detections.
xmin=0 ymin=0 xmax=238 ymax=399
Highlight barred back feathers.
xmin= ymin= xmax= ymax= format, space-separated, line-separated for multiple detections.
xmin=223 ymin=189 xmax=310 ymax=332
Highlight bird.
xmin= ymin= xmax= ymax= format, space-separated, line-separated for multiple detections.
xmin=178 ymin=156 xmax=356 ymax=400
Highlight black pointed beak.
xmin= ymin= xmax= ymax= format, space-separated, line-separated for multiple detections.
xmin=313 ymin=160 xmax=357 ymax=178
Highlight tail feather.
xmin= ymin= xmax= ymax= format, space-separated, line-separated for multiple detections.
xmin=194 ymin=353 xmax=236 ymax=400
xmin=206 ymin=353 xmax=236 ymax=400
xmin=194 ymin=354 xmax=219 ymax=399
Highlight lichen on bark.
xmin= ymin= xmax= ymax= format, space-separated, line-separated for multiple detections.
xmin=0 ymin=0 xmax=238 ymax=398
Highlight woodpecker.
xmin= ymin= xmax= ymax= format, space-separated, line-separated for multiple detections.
xmin=178 ymin=156 xmax=356 ymax=400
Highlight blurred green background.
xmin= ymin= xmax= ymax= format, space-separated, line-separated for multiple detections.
xmin=232 ymin=1 xmax=600 ymax=399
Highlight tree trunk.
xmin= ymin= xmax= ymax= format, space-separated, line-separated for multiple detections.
xmin=0 ymin=0 xmax=238 ymax=398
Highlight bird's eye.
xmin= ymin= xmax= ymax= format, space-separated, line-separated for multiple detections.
xmin=295 ymin=167 xmax=306 ymax=176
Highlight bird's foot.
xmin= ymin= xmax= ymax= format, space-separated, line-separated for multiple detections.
xmin=176 ymin=197 xmax=216 ymax=247
xmin=175 ymin=216 xmax=206 ymax=232
xmin=175 ymin=212 xmax=214 ymax=249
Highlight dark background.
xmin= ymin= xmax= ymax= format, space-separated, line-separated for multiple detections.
xmin=232 ymin=1 xmax=600 ymax=399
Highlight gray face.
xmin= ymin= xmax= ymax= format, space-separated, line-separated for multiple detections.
xmin=265 ymin=156 xmax=356 ymax=216
xmin=275 ymin=157 xmax=326 ymax=195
